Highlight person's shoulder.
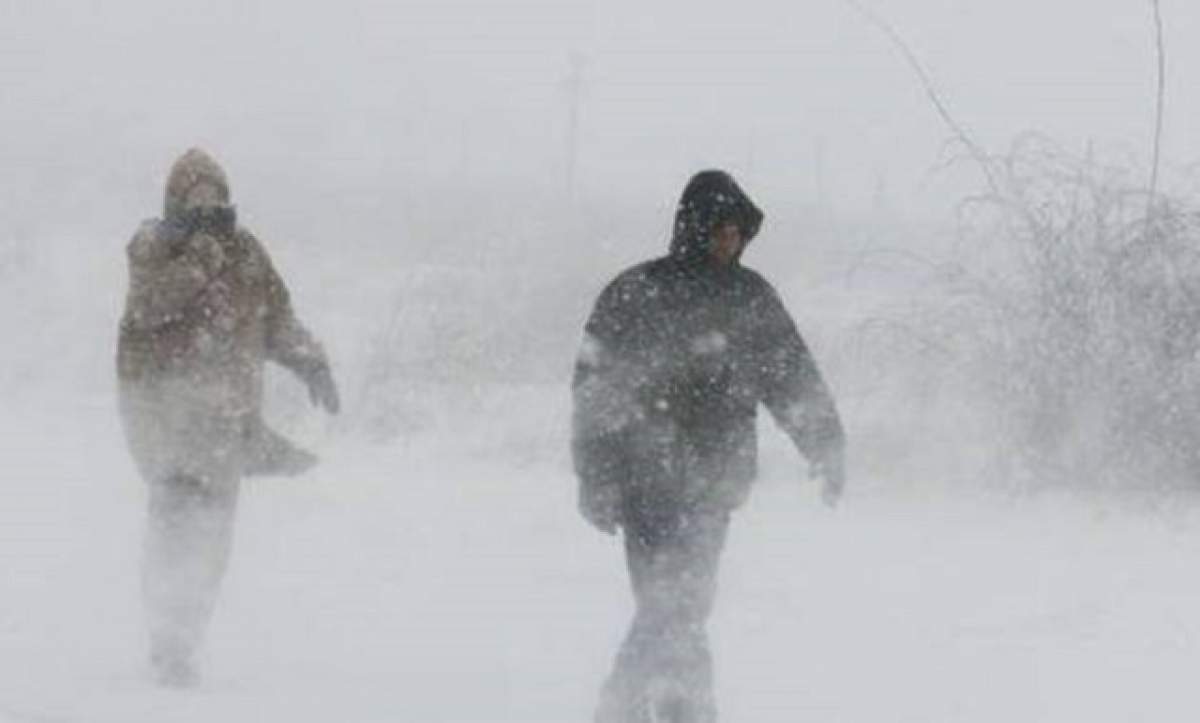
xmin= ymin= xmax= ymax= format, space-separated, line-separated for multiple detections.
xmin=125 ymin=219 xmax=164 ymax=262
xmin=231 ymin=227 xmax=276 ymax=278
xmin=734 ymin=264 xmax=779 ymax=296
xmin=599 ymin=257 xmax=666 ymax=299
xmin=734 ymin=266 xmax=797 ymax=320
xmin=233 ymin=226 xmax=264 ymax=254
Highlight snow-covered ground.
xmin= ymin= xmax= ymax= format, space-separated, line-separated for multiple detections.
xmin=10 ymin=0 xmax=1200 ymax=717
xmin=5 ymin=383 xmax=1200 ymax=723
xmin=4 ymin=226 xmax=1200 ymax=722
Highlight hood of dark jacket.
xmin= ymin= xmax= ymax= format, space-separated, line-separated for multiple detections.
xmin=668 ymin=170 xmax=764 ymax=262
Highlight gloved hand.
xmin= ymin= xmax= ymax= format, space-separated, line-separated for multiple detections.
xmin=579 ymin=482 xmax=621 ymax=534
xmin=810 ymin=449 xmax=845 ymax=508
xmin=306 ymin=364 xmax=341 ymax=414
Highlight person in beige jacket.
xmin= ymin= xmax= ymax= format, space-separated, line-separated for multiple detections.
xmin=117 ymin=148 xmax=340 ymax=686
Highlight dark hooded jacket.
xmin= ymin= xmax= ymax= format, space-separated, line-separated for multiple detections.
xmin=117 ymin=149 xmax=331 ymax=484
xmin=571 ymin=171 xmax=843 ymax=514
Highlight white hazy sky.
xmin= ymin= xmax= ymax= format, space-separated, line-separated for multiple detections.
xmin=2 ymin=0 xmax=1198 ymax=239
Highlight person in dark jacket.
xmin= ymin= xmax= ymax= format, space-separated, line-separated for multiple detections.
xmin=117 ymin=148 xmax=340 ymax=686
xmin=572 ymin=170 xmax=845 ymax=722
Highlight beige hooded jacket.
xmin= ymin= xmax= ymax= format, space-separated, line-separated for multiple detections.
xmin=117 ymin=149 xmax=335 ymax=484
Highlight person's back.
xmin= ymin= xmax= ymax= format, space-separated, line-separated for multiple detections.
xmin=572 ymin=170 xmax=846 ymax=722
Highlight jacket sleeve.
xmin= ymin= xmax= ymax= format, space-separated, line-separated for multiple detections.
xmin=121 ymin=221 xmax=216 ymax=331
xmin=251 ymin=235 xmax=331 ymax=380
xmin=749 ymin=279 xmax=845 ymax=465
xmin=571 ymin=274 xmax=640 ymax=496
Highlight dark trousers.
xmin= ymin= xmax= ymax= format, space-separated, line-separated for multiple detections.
xmin=596 ymin=498 xmax=731 ymax=723
xmin=142 ymin=473 xmax=239 ymax=667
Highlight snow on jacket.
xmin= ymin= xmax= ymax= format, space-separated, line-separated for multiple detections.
xmin=572 ymin=170 xmax=844 ymax=513
xmin=117 ymin=149 xmax=330 ymax=483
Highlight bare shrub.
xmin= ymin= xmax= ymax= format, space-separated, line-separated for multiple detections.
xmin=862 ymin=136 xmax=1200 ymax=491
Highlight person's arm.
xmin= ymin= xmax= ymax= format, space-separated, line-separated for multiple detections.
xmin=121 ymin=221 xmax=221 ymax=331
xmin=571 ymin=273 xmax=642 ymax=532
xmin=750 ymin=279 xmax=846 ymax=504
xmin=252 ymin=234 xmax=340 ymax=413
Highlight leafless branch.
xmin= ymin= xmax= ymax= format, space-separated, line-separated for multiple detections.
xmin=1147 ymin=0 xmax=1166 ymax=216
xmin=840 ymin=0 xmax=999 ymax=193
